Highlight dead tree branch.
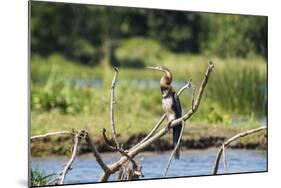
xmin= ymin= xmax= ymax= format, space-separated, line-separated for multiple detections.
xmin=102 ymin=128 xmax=142 ymax=180
xmin=59 ymin=130 xmax=83 ymax=184
xmin=38 ymin=130 xmax=110 ymax=185
xmin=163 ymin=117 xmax=186 ymax=177
xmin=110 ymin=67 xmax=120 ymax=149
xmin=84 ymin=131 xmax=110 ymax=172
xmin=30 ymin=131 xmax=73 ymax=140
xmin=213 ymin=126 xmax=267 ymax=175
xmin=98 ymin=62 xmax=215 ymax=182
xmin=222 ymin=144 xmax=227 ymax=173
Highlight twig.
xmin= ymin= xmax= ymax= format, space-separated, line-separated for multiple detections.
xmin=48 ymin=171 xmax=63 ymax=185
xmin=222 ymin=144 xmax=227 ymax=173
xmin=191 ymin=86 xmax=196 ymax=110
xmin=177 ymin=79 xmax=192 ymax=95
xmin=213 ymin=126 xmax=267 ymax=175
xmin=110 ymin=67 xmax=120 ymax=149
xmin=163 ymin=116 xmax=186 ymax=177
xmin=59 ymin=130 xmax=83 ymax=184
xmin=102 ymin=128 xmax=116 ymax=149
xmin=102 ymin=129 xmax=139 ymax=170
xmin=84 ymin=131 xmax=110 ymax=173
xmin=130 ymin=114 xmax=166 ymax=151
xmin=30 ymin=131 xmax=73 ymax=140
xmin=131 ymin=79 xmax=192 ymax=150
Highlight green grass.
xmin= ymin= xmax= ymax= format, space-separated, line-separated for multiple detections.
xmin=31 ymin=168 xmax=54 ymax=186
xmin=30 ymin=51 xmax=266 ymax=136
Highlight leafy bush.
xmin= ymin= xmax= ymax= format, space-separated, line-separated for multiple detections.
xmin=115 ymin=37 xmax=171 ymax=67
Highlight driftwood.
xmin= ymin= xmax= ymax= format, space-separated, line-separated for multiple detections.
xmin=30 ymin=62 xmax=215 ymax=184
xmin=212 ymin=126 xmax=267 ymax=175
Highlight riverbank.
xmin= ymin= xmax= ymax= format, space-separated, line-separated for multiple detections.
xmin=30 ymin=124 xmax=267 ymax=157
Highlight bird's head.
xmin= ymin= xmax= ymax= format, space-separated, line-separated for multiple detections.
xmin=147 ymin=66 xmax=172 ymax=86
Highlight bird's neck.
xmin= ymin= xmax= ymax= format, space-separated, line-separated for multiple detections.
xmin=161 ymin=85 xmax=175 ymax=98
xmin=160 ymin=70 xmax=174 ymax=97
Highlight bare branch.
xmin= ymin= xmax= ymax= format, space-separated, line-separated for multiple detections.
xmin=222 ymin=144 xmax=227 ymax=173
xmin=191 ymin=86 xmax=196 ymax=111
xmin=59 ymin=130 xmax=82 ymax=184
xmin=130 ymin=114 xmax=166 ymax=151
xmin=84 ymin=131 xmax=110 ymax=173
xmin=213 ymin=126 xmax=266 ymax=175
xmin=110 ymin=67 xmax=120 ymax=149
xmin=163 ymin=117 xmax=186 ymax=177
xmin=177 ymin=79 xmax=192 ymax=95
xmin=102 ymin=128 xmax=116 ymax=149
xmin=102 ymin=129 xmax=139 ymax=171
xmin=30 ymin=131 xmax=73 ymax=140
xmin=100 ymin=62 xmax=215 ymax=182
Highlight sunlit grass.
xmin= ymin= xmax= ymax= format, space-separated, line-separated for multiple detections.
xmin=31 ymin=53 xmax=266 ymax=136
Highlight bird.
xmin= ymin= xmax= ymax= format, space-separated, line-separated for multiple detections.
xmin=147 ymin=66 xmax=182 ymax=159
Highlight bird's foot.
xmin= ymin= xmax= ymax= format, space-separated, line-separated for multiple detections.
xmin=165 ymin=122 xmax=172 ymax=132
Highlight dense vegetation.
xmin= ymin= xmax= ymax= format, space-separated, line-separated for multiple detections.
xmin=30 ymin=1 xmax=267 ymax=136
xmin=31 ymin=1 xmax=267 ymax=65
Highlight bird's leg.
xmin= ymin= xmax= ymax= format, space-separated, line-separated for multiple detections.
xmin=165 ymin=120 xmax=172 ymax=132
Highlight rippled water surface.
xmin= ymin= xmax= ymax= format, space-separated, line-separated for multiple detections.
xmin=31 ymin=148 xmax=267 ymax=184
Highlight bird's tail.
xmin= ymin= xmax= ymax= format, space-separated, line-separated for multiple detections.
xmin=172 ymin=123 xmax=182 ymax=160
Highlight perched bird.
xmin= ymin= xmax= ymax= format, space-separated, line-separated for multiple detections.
xmin=147 ymin=66 xmax=182 ymax=159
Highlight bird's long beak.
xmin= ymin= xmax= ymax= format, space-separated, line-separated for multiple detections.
xmin=146 ymin=66 xmax=164 ymax=72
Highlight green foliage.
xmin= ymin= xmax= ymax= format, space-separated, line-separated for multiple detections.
xmin=200 ymin=15 xmax=267 ymax=57
xmin=205 ymin=59 xmax=266 ymax=116
xmin=31 ymin=82 xmax=94 ymax=114
xmin=31 ymin=168 xmax=53 ymax=186
xmin=31 ymin=1 xmax=267 ymax=64
xmin=31 ymin=54 xmax=266 ymax=138
xmin=115 ymin=37 xmax=171 ymax=67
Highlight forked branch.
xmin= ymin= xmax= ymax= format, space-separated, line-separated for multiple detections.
xmin=59 ymin=130 xmax=83 ymax=184
xmin=84 ymin=131 xmax=110 ymax=172
xmin=213 ymin=126 xmax=267 ymax=175
xmin=99 ymin=62 xmax=215 ymax=182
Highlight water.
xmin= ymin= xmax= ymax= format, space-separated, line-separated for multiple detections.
xmin=31 ymin=149 xmax=267 ymax=184
xmin=70 ymin=78 xmax=193 ymax=90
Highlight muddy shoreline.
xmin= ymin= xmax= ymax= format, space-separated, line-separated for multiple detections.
xmin=31 ymin=132 xmax=267 ymax=157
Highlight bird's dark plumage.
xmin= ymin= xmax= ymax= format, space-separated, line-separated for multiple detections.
xmin=171 ymin=92 xmax=182 ymax=159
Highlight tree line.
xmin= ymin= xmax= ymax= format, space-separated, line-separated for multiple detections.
xmin=31 ymin=1 xmax=267 ymax=65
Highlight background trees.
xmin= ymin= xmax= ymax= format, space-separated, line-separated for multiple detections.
xmin=31 ymin=1 xmax=267 ymax=66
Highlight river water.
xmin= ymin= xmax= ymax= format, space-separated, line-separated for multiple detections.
xmin=31 ymin=148 xmax=267 ymax=184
